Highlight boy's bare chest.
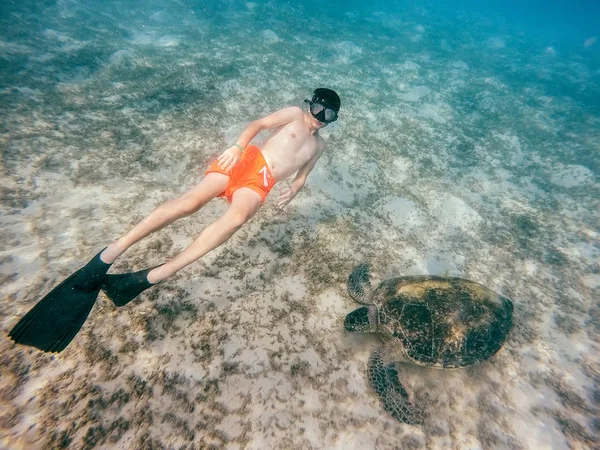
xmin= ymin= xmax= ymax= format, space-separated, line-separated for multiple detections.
xmin=262 ymin=124 xmax=319 ymax=179
xmin=267 ymin=122 xmax=316 ymax=151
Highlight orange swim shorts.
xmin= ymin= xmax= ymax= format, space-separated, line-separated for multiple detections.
xmin=206 ymin=145 xmax=276 ymax=203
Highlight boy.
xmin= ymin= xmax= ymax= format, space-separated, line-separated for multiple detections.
xmin=9 ymin=88 xmax=341 ymax=352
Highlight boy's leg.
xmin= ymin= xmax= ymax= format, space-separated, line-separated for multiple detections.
xmin=146 ymin=187 xmax=263 ymax=283
xmin=101 ymin=173 xmax=229 ymax=263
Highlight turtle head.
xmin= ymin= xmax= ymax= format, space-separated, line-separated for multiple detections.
xmin=344 ymin=305 xmax=379 ymax=333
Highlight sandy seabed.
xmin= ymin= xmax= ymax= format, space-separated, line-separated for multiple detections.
xmin=1 ymin=1 xmax=599 ymax=449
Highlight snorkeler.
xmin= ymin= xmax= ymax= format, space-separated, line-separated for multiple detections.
xmin=8 ymin=88 xmax=341 ymax=353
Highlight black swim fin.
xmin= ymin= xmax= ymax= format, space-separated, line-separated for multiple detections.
xmin=101 ymin=267 xmax=158 ymax=307
xmin=8 ymin=249 xmax=111 ymax=353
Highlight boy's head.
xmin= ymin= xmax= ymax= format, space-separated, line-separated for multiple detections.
xmin=305 ymin=88 xmax=340 ymax=124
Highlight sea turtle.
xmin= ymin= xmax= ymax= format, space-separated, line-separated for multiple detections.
xmin=344 ymin=264 xmax=513 ymax=424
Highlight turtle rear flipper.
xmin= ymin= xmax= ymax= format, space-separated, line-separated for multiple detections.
xmin=368 ymin=347 xmax=423 ymax=425
xmin=348 ymin=263 xmax=373 ymax=305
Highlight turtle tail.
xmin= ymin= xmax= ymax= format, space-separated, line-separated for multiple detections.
xmin=347 ymin=263 xmax=373 ymax=305
xmin=368 ymin=348 xmax=423 ymax=425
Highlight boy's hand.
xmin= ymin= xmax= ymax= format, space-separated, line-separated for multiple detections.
xmin=277 ymin=187 xmax=296 ymax=209
xmin=217 ymin=146 xmax=242 ymax=172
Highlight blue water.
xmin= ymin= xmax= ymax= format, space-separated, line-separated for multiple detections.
xmin=1 ymin=1 xmax=598 ymax=449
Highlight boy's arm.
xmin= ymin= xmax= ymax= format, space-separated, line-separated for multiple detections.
xmin=218 ymin=107 xmax=304 ymax=172
xmin=277 ymin=140 xmax=327 ymax=209
xmin=239 ymin=106 xmax=304 ymax=147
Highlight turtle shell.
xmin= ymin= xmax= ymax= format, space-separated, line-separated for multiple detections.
xmin=372 ymin=276 xmax=513 ymax=368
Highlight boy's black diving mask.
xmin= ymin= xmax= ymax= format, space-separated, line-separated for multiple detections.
xmin=304 ymin=99 xmax=338 ymax=124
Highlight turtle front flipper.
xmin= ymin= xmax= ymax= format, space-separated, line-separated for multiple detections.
xmin=347 ymin=263 xmax=373 ymax=305
xmin=368 ymin=347 xmax=423 ymax=425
